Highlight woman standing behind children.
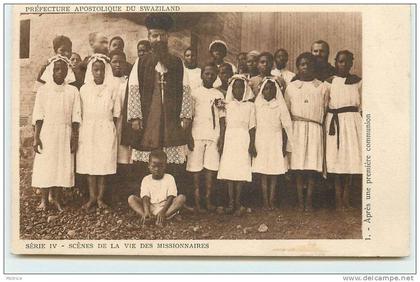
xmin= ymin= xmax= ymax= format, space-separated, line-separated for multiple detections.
xmin=285 ymin=52 xmax=329 ymax=212
xmin=217 ymin=75 xmax=256 ymax=216
xmin=32 ymin=55 xmax=81 ymax=211
xmin=325 ymin=50 xmax=362 ymax=210
xmin=253 ymin=77 xmax=293 ymax=210
xmin=76 ymin=54 xmax=121 ymax=210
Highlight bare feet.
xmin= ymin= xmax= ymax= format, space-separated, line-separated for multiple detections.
xmin=206 ymin=203 xmax=217 ymax=212
xmin=82 ymin=199 xmax=96 ymax=210
xmin=234 ymin=206 xmax=246 ymax=217
xmin=225 ymin=204 xmax=235 ymax=214
xmin=36 ymin=201 xmax=48 ymax=212
xmin=194 ymin=206 xmax=207 ymax=214
xmin=50 ymin=200 xmax=64 ymax=213
xmin=97 ymin=199 xmax=109 ymax=209
xmin=298 ymin=203 xmax=305 ymax=212
xmin=262 ymin=206 xmax=270 ymax=212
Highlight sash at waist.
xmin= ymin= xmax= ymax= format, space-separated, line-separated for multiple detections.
xmin=327 ymin=106 xmax=359 ymax=149
xmin=291 ymin=115 xmax=322 ymax=126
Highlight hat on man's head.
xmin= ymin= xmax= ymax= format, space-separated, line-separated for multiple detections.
xmin=145 ymin=13 xmax=174 ymax=31
xmin=209 ymin=40 xmax=228 ymax=53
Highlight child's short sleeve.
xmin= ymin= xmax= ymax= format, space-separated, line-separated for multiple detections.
xmin=32 ymin=86 xmax=45 ymax=125
xmin=248 ymin=103 xmax=256 ymax=130
xmin=71 ymin=88 xmax=82 ymax=123
xmin=140 ymin=177 xmax=151 ymax=199
xmin=166 ymin=174 xmax=178 ymax=198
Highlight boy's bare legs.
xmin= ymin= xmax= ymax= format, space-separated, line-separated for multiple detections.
xmin=165 ymin=194 xmax=186 ymax=218
xmin=204 ymin=170 xmax=216 ymax=211
xmin=261 ymin=175 xmax=269 ymax=210
xmin=97 ymin=176 xmax=108 ymax=209
xmin=127 ymin=195 xmax=145 ymax=217
xmin=192 ymin=172 xmax=205 ymax=213
xmin=268 ymin=175 xmax=278 ymax=210
xmin=37 ymin=188 xmax=49 ymax=211
xmin=83 ymin=175 xmax=97 ymax=210
xmin=343 ymin=175 xmax=351 ymax=209
xmin=334 ymin=174 xmax=343 ymax=211
xmin=296 ymin=173 xmax=305 ymax=211
xmin=226 ymin=181 xmax=235 ymax=214
xmin=305 ymin=173 xmax=315 ymax=212
xmin=50 ymin=187 xmax=64 ymax=212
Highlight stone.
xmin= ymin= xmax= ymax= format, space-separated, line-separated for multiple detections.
xmin=258 ymin=224 xmax=269 ymax=233
xmin=47 ymin=215 xmax=59 ymax=223
xmin=67 ymin=230 xmax=76 ymax=237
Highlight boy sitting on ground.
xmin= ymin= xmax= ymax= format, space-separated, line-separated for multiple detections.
xmin=128 ymin=150 xmax=186 ymax=226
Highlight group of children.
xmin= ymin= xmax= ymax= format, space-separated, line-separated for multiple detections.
xmin=30 ymin=34 xmax=362 ymax=226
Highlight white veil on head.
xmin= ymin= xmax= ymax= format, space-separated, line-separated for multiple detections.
xmin=225 ymin=74 xmax=254 ymax=103
xmin=84 ymin=53 xmax=114 ymax=85
xmin=255 ymin=76 xmax=283 ymax=105
xmin=40 ymin=55 xmax=75 ymax=85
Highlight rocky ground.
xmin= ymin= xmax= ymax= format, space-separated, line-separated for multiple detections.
xmin=19 ymin=145 xmax=362 ymax=240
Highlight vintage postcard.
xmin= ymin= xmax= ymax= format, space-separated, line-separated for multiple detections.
xmin=10 ymin=4 xmax=412 ymax=256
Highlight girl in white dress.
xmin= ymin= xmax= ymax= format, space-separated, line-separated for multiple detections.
xmin=217 ymin=75 xmax=256 ymax=215
xmin=285 ymin=52 xmax=329 ymax=212
xmin=253 ymin=77 xmax=293 ymax=210
xmin=77 ymin=54 xmax=121 ymax=210
xmin=325 ymin=50 xmax=362 ymax=210
xmin=32 ymin=55 xmax=81 ymax=211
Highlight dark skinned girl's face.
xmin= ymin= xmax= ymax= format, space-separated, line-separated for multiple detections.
xmin=219 ymin=66 xmax=233 ymax=84
xmin=70 ymin=53 xmax=82 ymax=67
xmin=137 ymin=44 xmax=150 ymax=58
xmin=92 ymin=61 xmax=105 ymax=85
xmin=53 ymin=61 xmax=68 ymax=85
xmin=109 ymin=39 xmax=124 ymax=52
xmin=246 ymin=55 xmax=258 ymax=72
xmin=56 ymin=44 xmax=72 ymax=59
xmin=232 ymin=79 xmax=245 ymax=101
xmin=335 ymin=53 xmax=353 ymax=77
xmin=201 ymin=66 xmax=218 ymax=88
xmin=258 ymin=55 xmax=273 ymax=76
xmin=211 ymin=45 xmax=226 ymax=62
xmin=275 ymin=50 xmax=288 ymax=69
xmin=297 ymin=57 xmax=315 ymax=79
xmin=110 ymin=54 xmax=126 ymax=77
xmin=238 ymin=54 xmax=247 ymax=67
xmin=262 ymin=81 xmax=276 ymax=101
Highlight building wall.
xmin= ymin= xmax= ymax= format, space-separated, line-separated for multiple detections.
xmin=19 ymin=12 xmax=361 ymax=127
xmin=19 ymin=13 xmax=192 ymax=126
xmin=241 ymin=12 xmax=362 ymax=76
xmin=19 ymin=13 xmax=242 ymax=126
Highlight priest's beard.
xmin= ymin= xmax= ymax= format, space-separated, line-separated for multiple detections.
xmin=152 ymin=41 xmax=169 ymax=62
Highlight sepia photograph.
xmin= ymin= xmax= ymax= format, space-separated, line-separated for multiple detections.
xmin=18 ymin=9 xmax=363 ymax=241
xmin=9 ymin=4 xmax=411 ymax=258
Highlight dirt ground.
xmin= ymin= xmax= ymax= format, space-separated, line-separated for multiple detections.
xmin=19 ymin=154 xmax=362 ymax=240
